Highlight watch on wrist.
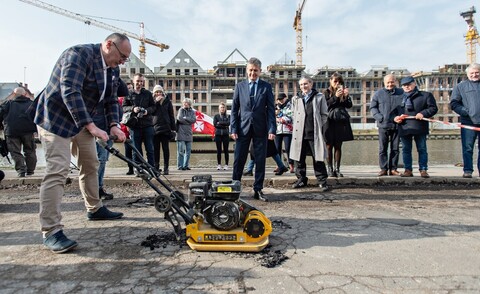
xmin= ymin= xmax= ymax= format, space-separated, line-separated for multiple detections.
xmin=110 ymin=123 xmax=121 ymax=129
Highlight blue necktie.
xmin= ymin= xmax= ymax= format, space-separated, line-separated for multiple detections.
xmin=250 ymin=82 xmax=256 ymax=106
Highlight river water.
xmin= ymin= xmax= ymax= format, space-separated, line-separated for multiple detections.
xmin=0 ymin=139 xmax=465 ymax=169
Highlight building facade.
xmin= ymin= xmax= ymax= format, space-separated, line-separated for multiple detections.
xmin=119 ymin=49 xmax=468 ymax=129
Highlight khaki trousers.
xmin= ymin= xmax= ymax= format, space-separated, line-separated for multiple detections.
xmin=38 ymin=127 xmax=102 ymax=237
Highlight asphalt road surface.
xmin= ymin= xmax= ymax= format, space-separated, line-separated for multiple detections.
xmin=1 ymin=183 xmax=479 ymax=293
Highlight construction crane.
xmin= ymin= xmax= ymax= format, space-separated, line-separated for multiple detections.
xmin=293 ymin=0 xmax=307 ymax=66
xmin=460 ymin=6 xmax=479 ymax=64
xmin=18 ymin=0 xmax=169 ymax=64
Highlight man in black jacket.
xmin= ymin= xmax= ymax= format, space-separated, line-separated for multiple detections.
xmin=0 ymin=87 xmax=37 ymax=177
xmin=122 ymin=73 xmax=156 ymax=169
xmin=394 ymin=76 xmax=438 ymax=178
xmin=370 ymin=74 xmax=404 ymax=176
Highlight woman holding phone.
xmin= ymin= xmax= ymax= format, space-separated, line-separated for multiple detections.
xmin=323 ymin=72 xmax=354 ymax=177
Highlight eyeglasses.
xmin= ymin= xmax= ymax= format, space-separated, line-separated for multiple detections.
xmin=112 ymin=41 xmax=130 ymax=62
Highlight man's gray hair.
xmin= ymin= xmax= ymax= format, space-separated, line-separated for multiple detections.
xmin=299 ymin=76 xmax=313 ymax=84
xmin=383 ymin=73 xmax=396 ymax=82
xmin=182 ymin=97 xmax=192 ymax=106
xmin=466 ymin=63 xmax=480 ymax=73
xmin=248 ymin=57 xmax=262 ymax=68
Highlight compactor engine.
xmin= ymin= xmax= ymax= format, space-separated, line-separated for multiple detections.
xmin=184 ymin=175 xmax=272 ymax=252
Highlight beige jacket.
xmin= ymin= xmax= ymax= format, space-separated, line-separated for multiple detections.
xmin=289 ymin=92 xmax=328 ymax=162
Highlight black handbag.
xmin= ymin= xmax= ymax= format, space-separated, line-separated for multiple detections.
xmin=121 ymin=111 xmax=138 ymax=128
xmin=328 ymin=107 xmax=350 ymax=122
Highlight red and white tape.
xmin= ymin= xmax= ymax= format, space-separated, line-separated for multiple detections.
xmin=400 ymin=115 xmax=480 ymax=132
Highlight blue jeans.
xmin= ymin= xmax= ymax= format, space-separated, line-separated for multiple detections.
xmin=96 ymin=140 xmax=112 ymax=188
xmin=460 ymin=127 xmax=480 ymax=173
xmin=275 ymin=134 xmax=293 ymax=164
xmin=246 ymin=154 xmax=286 ymax=172
xmin=131 ymin=126 xmax=155 ymax=166
xmin=177 ymin=141 xmax=192 ymax=168
xmin=400 ymin=134 xmax=428 ymax=171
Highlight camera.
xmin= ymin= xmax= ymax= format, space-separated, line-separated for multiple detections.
xmin=137 ymin=107 xmax=147 ymax=118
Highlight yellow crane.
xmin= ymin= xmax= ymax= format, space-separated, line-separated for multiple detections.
xmin=293 ymin=0 xmax=307 ymax=66
xmin=18 ymin=0 xmax=169 ymax=64
xmin=460 ymin=6 xmax=479 ymax=64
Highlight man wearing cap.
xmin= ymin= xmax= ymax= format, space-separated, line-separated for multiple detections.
xmin=450 ymin=63 xmax=480 ymax=178
xmin=393 ymin=76 xmax=438 ymax=178
xmin=370 ymin=74 xmax=404 ymax=176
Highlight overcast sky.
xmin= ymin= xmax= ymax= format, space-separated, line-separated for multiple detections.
xmin=0 ymin=0 xmax=475 ymax=92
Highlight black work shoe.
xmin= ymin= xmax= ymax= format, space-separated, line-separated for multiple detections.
xmin=319 ymin=184 xmax=332 ymax=192
xmin=275 ymin=166 xmax=289 ymax=176
xmin=87 ymin=206 xmax=123 ymax=221
xmin=253 ymin=190 xmax=268 ymax=202
xmin=163 ymin=169 xmax=169 ymax=175
xmin=126 ymin=170 xmax=134 ymax=175
xmin=18 ymin=173 xmax=26 ymax=178
xmin=27 ymin=172 xmax=34 ymax=176
xmin=99 ymin=188 xmax=113 ymax=200
xmin=292 ymin=178 xmax=308 ymax=188
xmin=43 ymin=230 xmax=78 ymax=254
xmin=243 ymin=170 xmax=253 ymax=176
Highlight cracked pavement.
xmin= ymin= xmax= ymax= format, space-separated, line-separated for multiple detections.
xmin=1 ymin=182 xmax=479 ymax=293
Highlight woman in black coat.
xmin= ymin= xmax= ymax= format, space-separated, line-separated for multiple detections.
xmin=151 ymin=85 xmax=176 ymax=175
xmin=324 ymin=72 xmax=354 ymax=177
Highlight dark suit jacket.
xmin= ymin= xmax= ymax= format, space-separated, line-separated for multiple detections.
xmin=34 ymin=43 xmax=120 ymax=138
xmin=230 ymin=79 xmax=275 ymax=137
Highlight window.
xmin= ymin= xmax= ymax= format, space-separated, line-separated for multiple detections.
xmin=193 ymin=69 xmax=198 ymax=75
xmin=140 ymin=68 xmax=145 ymax=74
xmin=238 ymin=68 xmax=245 ymax=77
xmin=167 ymin=69 xmax=172 ymax=75
xmin=130 ymin=68 xmax=136 ymax=75
xmin=175 ymin=69 xmax=181 ymax=75
xmin=227 ymin=68 xmax=235 ymax=77
xmin=185 ymin=69 xmax=190 ymax=75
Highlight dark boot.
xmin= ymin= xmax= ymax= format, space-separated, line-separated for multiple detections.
xmin=99 ymin=187 xmax=113 ymax=200
xmin=335 ymin=162 xmax=343 ymax=178
xmin=126 ymin=165 xmax=134 ymax=175
xmin=328 ymin=165 xmax=335 ymax=177
xmin=163 ymin=166 xmax=169 ymax=175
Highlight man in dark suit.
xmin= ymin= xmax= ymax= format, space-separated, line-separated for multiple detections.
xmin=230 ymin=57 xmax=275 ymax=202
xmin=33 ymin=33 xmax=128 ymax=253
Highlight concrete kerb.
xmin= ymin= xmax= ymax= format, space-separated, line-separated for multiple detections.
xmin=1 ymin=165 xmax=479 ymax=189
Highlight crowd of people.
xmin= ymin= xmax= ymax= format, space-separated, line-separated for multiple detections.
xmin=2 ymin=33 xmax=479 ymax=254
